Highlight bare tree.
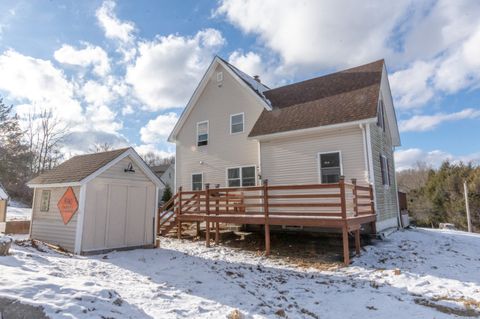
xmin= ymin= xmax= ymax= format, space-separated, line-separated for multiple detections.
xmin=141 ymin=152 xmax=175 ymax=166
xmin=89 ymin=142 xmax=113 ymax=153
xmin=25 ymin=108 xmax=70 ymax=173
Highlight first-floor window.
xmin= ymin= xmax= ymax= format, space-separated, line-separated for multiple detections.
xmin=319 ymin=152 xmax=342 ymax=183
xmin=227 ymin=166 xmax=256 ymax=187
xmin=192 ymin=173 xmax=203 ymax=190
xmin=380 ymin=155 xmax=390 ymax=186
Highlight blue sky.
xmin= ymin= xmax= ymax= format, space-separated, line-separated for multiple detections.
xmin=0 ymin=0 xmax=479 ymax=170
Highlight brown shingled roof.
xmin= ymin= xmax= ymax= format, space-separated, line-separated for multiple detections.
xmin=28 ymin=148 xmax=130 ymax=185
xmin=249 ymin=60 xmax=384 ymax=137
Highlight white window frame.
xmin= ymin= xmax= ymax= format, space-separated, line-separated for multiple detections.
xmin=196 ymin=120 xmax=209 ymax=147
xmin=377 ymin=99 xmax=386 ymax=132
xmin=216 ymin=71 xmax=223 ymax=82
xmin=380 ymin=154 xmax=390 ymax=187
xmin=317 ymin=151 xmax=343 ymax=184
xmin=230 ymin=112 xmax=245 ymax=135
xmin=225 ymin=165 xmax=257 ymax=187
xmin=191 ymin=172 xmax=204 ymax=191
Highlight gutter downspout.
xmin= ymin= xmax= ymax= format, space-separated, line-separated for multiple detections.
xmin=365 ymin=124 xmax=378 ymax=219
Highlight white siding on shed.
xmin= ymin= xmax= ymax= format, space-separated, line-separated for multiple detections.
xmin=81 ymin=156 xmax=156 ymax=253
xmin=31 ymin=186 xmax=80 ymax=251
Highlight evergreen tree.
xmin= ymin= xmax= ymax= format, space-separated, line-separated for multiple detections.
xmin=0 ymin=98 xmax=32 ymax=201
xmin=162 ymin=184 xmax=173 ymax=202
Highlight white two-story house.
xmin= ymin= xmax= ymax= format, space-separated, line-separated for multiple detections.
xmin=168 ymin=57 xmax=401 ymax=232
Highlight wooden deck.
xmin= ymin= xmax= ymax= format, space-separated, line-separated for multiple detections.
xmin=158 ymin=177 xmax=376 ymax=265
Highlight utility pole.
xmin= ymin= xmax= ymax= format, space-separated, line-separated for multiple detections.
xmin=464 ymin=181 xmax=472 ymax=233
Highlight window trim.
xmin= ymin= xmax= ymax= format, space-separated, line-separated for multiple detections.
xmin=380 ymin=154 xmax=391 ymax=187
xmin=196 ymin=120 xmax=209 ymax=146
xmin=377 ymin=99 xmax=386 ymax=132
xmin=225 ymin=165 xmax=257 ymax=187
xmin=40 ymin=190 xmax=51 ymax=212
xmin=216 ymin=71 xmax=223 ymax=82
xmin=191 ymin=172 xmax=204 ymax=191
xmin=317 ymin=151 xmax=343 ymax=184
xmin=230 ymin=112 xmax=245 ymax=135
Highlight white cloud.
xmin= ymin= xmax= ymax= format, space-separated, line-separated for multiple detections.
xmin=126 ymin=28 xmax=225 ymax=111
xmin=135 ymin=144 xmax=175 ymax=159
xmin=399 ymin=108 xmax=480 ymax=132
xmin=395 ymin=148 xmax=480 ymax=171
xmin=121 ymin=104 xmax=134 ymax=115
xmin=0 ymin=49 xmax=84 ymax=123
xmin=81 ymin=80 xmax=114 ymax=106
xmin=54 ymin=43 xmax=110 ymax=76
xmin=0 ymin=49 xmax=127 ymax=155
xmin=96 ymin=0 xmax=135 ymax=44
xmin=217 ymin=0 xmax=480 ymax=109
xmin=217 ymin=0 xmax=414 ymax=69
xmin=140 ymin=112 xmax=178 ymax=144
xmin=389 ymin=61 xmax=436 ymax=109
xmin=228 ymin=50 xmax=283 ymax=87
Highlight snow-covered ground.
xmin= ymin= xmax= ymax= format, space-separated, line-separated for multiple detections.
xmin=6 ymin=201 xmax=31 ymax=221
xmin=0 ymin=228 xmax=479 ymax=318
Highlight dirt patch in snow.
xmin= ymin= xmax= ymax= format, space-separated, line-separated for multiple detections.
xmin=414 ymin=297 xmax=480 ymax=317
xmin=0 ymin=296 xmax=50 ymax=319
xmin=181 ymin=229 xmax=371 ymax=270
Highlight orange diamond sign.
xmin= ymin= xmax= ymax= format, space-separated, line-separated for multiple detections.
xmin=57 ymin=187 xmax=79 ymax=225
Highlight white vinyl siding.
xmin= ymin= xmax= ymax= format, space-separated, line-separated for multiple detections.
xmin=197 ymin=121 xmax=209 ymax=146
xmin=230 ymin=113 xmax=244 ymax=134
xmin=260 ymin=127 xmax=367 ymax=186
xmin=318 ymin=152 xmax=343 ymax=183
xmin=31 ymin=186 xmax=80 ymax=252
xmin=227 ymin=166 xmax=256 ymax=187
xmin=176 ymin=64 xmax=264 ymax=190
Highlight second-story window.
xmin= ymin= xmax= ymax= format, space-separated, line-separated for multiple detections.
xmin=197 ymin=121 xmax=208 ymax=146
xmin=230 ymin=113 xmax=244 ymax=134
xmin=377 ymin=99 xmax=386 ymax=132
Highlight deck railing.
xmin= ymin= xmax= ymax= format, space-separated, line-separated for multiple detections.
xmin=157 ymin=176 xmax=376 ymax=264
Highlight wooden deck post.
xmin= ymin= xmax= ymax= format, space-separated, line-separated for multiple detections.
xmin=351 ymin=178 xmax=358 ymax=217
xmin=177 ymin=186 xmax=183 ymax=240
xmin=263 ymin=179 xmax=271 ymax=256
xmin=369 ymin=184 xmax=377 ymax=235
xmin=342 ymin=226 xmax=350 ymax=265
xmin=196 ymin=221 xmax=200 ymax=237
xmin=215 ymin=184 xmax=220 ymax=245
xmin=339 ymin=176 xmax=349 ymax=265
xmin=355 ymin=229 xmax=361 ymax=255
xmin=205 ymin=183 xmax=210 ymax=247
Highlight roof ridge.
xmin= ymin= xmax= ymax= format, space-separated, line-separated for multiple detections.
xmin=266 ymin=59 xmax=384 ymax=94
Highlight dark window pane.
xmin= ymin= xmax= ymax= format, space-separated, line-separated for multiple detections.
xmin=228 ymin=179 xmax=241 ymax=187
xmin=192 ymin=174 xmax=203 ymax=190
xmin=242 ymin=166 xmax=255 ymax=179
xmin=320 ymin=153 xmax=340 ymax=168
xmin=242 ymin=178 xmax=256 ymax=186
xmin=228 ymin=168 xmax=240 ymax=179
xmin=231 ymin=123 xmax=243 ymax=133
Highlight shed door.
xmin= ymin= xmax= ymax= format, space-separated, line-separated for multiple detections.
xmin=83 ymin=180 xmax=155 ymax=252
xmin=106 ymin=185 xmax=128 ymax=248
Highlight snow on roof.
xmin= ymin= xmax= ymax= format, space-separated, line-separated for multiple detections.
xmin=219 ymin=57 xmax=272 ymax=107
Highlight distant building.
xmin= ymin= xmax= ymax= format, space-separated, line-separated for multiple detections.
xmin=151 ymin=164 xmax=175 ymax=201
xmin=0 ymin=182 xmax=8 ymax=222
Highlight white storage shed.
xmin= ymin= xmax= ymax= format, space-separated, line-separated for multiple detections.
xmin=27 ymin=148 xmax=162 ymax=254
